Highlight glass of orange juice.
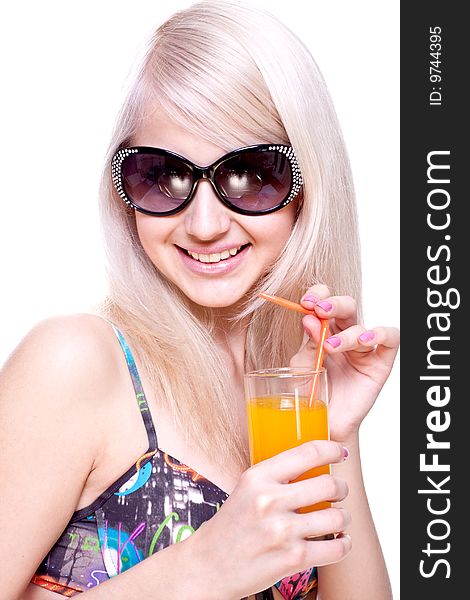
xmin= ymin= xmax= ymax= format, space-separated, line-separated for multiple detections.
xmin=244 ymin=367 xmax=329 ymax=513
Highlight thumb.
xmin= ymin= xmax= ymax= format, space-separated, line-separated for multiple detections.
xmin=289 ymin=315 xmax=321 ymax=368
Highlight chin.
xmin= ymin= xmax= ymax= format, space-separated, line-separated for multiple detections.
xmin=190 ymin=296 xmax=243 ymax=309
xmin=181 ymin=287 xmax=248 ymax=310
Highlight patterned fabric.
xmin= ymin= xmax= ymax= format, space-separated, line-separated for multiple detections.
xmin=31 ymin=325 xmax=317 ymax=599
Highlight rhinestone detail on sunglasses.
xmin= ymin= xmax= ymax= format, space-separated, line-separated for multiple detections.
xmin=269 ymin=145 xmax=303 ymax=205
xmin=111 ymin=144 xmax=303 ymax=216
xmin=111 ymin=147 xmax=138 ymax=207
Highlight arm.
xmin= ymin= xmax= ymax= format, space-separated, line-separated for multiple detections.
xmin=82 ymin=441 xmax=352 ymax=600
xmin=1 ymin=316 xmax=352 ymax=600
xmin=0 ymin=317 xmax=103 ymax=599
xmin=317 ymin=436 xmax=392 ymax=600
xmin=0 ymin=316 xmax=218 ymax=600
xmin=291 ymin=285 xmax=400 ymax=600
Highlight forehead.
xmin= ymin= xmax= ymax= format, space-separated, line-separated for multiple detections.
xmin=132 ymin=111 xmax=270 ymax=166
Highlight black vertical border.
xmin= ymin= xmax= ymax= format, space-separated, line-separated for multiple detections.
xmin=401 ymin=2 xmax=466 ymax=597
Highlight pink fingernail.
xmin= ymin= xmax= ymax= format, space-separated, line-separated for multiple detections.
xmin=359 ymin=330 xmax=375 ymax=343
xmin=326 ymin=336 xmax=341 ymax=348
xmin=316 ymin=300 xmax=333 ymax=312
xmin=343 ymin=447 xmax=350 ymax=460
xmin=302 ymin=294 xmax=317 ymax=306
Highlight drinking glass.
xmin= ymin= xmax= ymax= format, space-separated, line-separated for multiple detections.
xmin=244 ymin=367 xmax=329 ymax=512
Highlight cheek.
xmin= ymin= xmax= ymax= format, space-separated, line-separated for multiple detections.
xmin=254 ymin=207 xmax=296 ymax=254
xmin=134 ymin=214 xmax=166 ymax=256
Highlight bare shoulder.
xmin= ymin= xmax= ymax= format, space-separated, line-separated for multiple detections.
xmin=1 ymin=313 xmax=123 ymax=403
xmin=0 ymin=312 xmax=129 ymax=455
xmin=0 ymin=312 xmax=125 ymax=463
xmin=0 ymin=313 xmax=125 ymax=596
xmin=3 ymin=312 xmax=118 ymax=374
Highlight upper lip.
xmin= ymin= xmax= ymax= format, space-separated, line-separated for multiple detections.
xmin=177 ymin=243 xmax=249 ymax=255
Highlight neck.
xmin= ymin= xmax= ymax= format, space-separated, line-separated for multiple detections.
xmin=187 ymin=301 xmax=251 ymax=449
xmin=214 ymin=318 xmax=249 ymax=375
xmin=186 ymin=298 xmax=251 ymax=371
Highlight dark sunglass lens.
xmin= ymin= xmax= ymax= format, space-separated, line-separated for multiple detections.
xmin=121 ymin=153 xmax=193 ymax=213
xmin=215 ymin=150 xmax=292 ymax=212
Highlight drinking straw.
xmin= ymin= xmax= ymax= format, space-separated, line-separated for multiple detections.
xmin=309 ymin=318 xmax=329 ymax=406
xmin=258 ymin=292 xmax=315 ymax=316
xmin=257 ymin=292 xmax=329 ymax=405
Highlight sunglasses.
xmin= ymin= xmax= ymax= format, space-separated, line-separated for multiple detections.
xmin=111 ymin=144 xmax=303 ymax=216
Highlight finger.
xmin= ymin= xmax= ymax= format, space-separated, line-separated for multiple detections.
xmin=358 ymin=326 xmax=400 ymax=365
xmin=290 ymin=310 xmax=331 ymax=368
xmin=284 ymin=474 xmax=348 ymax=511
xmin=289 ymin=313 xmax=324 ymax=368
xmin=300 ymin=314 xmax=322 ymax=344
xmin=313 ymin=295 xmax=358 ymax=330
xmin=323 ymin=325 xmax=372 ymax=354
xmin=289 ymin=338 xmax=319 ymax=367
xmin=300 ymin=284 xmax=331 ymax=310
xmin=251 ymin=440 xmax=347 ymax=483
xmin=289 ymin=317 xmax=321 ymax=368
xmin=296 ymin=507 xmax=351 ymax=540
xmin=324 ymin=325 xmax=401 ymax=361
xmin=300 ymin=533 xmax=352 ymax=567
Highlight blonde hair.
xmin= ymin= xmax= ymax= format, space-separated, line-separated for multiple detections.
xmin=98 ymin=0 xmax=361 ymax=474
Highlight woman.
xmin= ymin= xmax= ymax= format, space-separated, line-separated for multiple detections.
xmin=0 ymin=1 xmax=399 ymax=598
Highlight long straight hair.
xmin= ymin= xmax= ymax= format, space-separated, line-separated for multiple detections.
xmin=98 ymin=0 xmax=361 ymax=474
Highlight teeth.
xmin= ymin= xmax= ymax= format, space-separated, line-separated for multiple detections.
xmin=187 ymin=246 xmax=244 ymax=263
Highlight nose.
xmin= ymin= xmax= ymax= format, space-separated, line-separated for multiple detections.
xmin=184 ymin=179 xmax=231 ymax=240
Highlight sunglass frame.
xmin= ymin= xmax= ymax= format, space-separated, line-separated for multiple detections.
xmin=111 ymin=143 xmax=303 ymax=216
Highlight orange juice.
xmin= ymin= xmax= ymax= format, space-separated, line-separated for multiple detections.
xmin=247 ymin=394 xmax=330 ymax=512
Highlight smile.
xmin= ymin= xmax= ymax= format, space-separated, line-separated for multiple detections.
xmin=182 ymin=244 xmax=250 ymax=263
xmin=175 ymin=243 xmax=251 ymax=275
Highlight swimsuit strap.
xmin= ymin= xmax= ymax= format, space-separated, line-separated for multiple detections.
xmin=110 ymin=324 xmax=158 ymax=450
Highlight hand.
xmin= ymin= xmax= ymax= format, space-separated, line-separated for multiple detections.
xmin=189 ymin=441 xmax=351 ymax=600
xmin=289 ymin=284 xmax=400 ymax=444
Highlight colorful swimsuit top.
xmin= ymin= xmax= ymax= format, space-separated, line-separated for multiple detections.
xmin=31 ymin=325 xmax=318 ymax=600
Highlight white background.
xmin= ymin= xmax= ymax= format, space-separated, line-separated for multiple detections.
xmin=0 ymin=1 xmax=400 ymax=596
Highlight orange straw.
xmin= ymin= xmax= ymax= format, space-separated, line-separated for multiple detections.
xmin=258 ymin=292 xmax=316 ymax=316
xmin=310 ymin=318 xmax=329 ymax=406
xmin=257 ymin=292 xmax=329 ymax=405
